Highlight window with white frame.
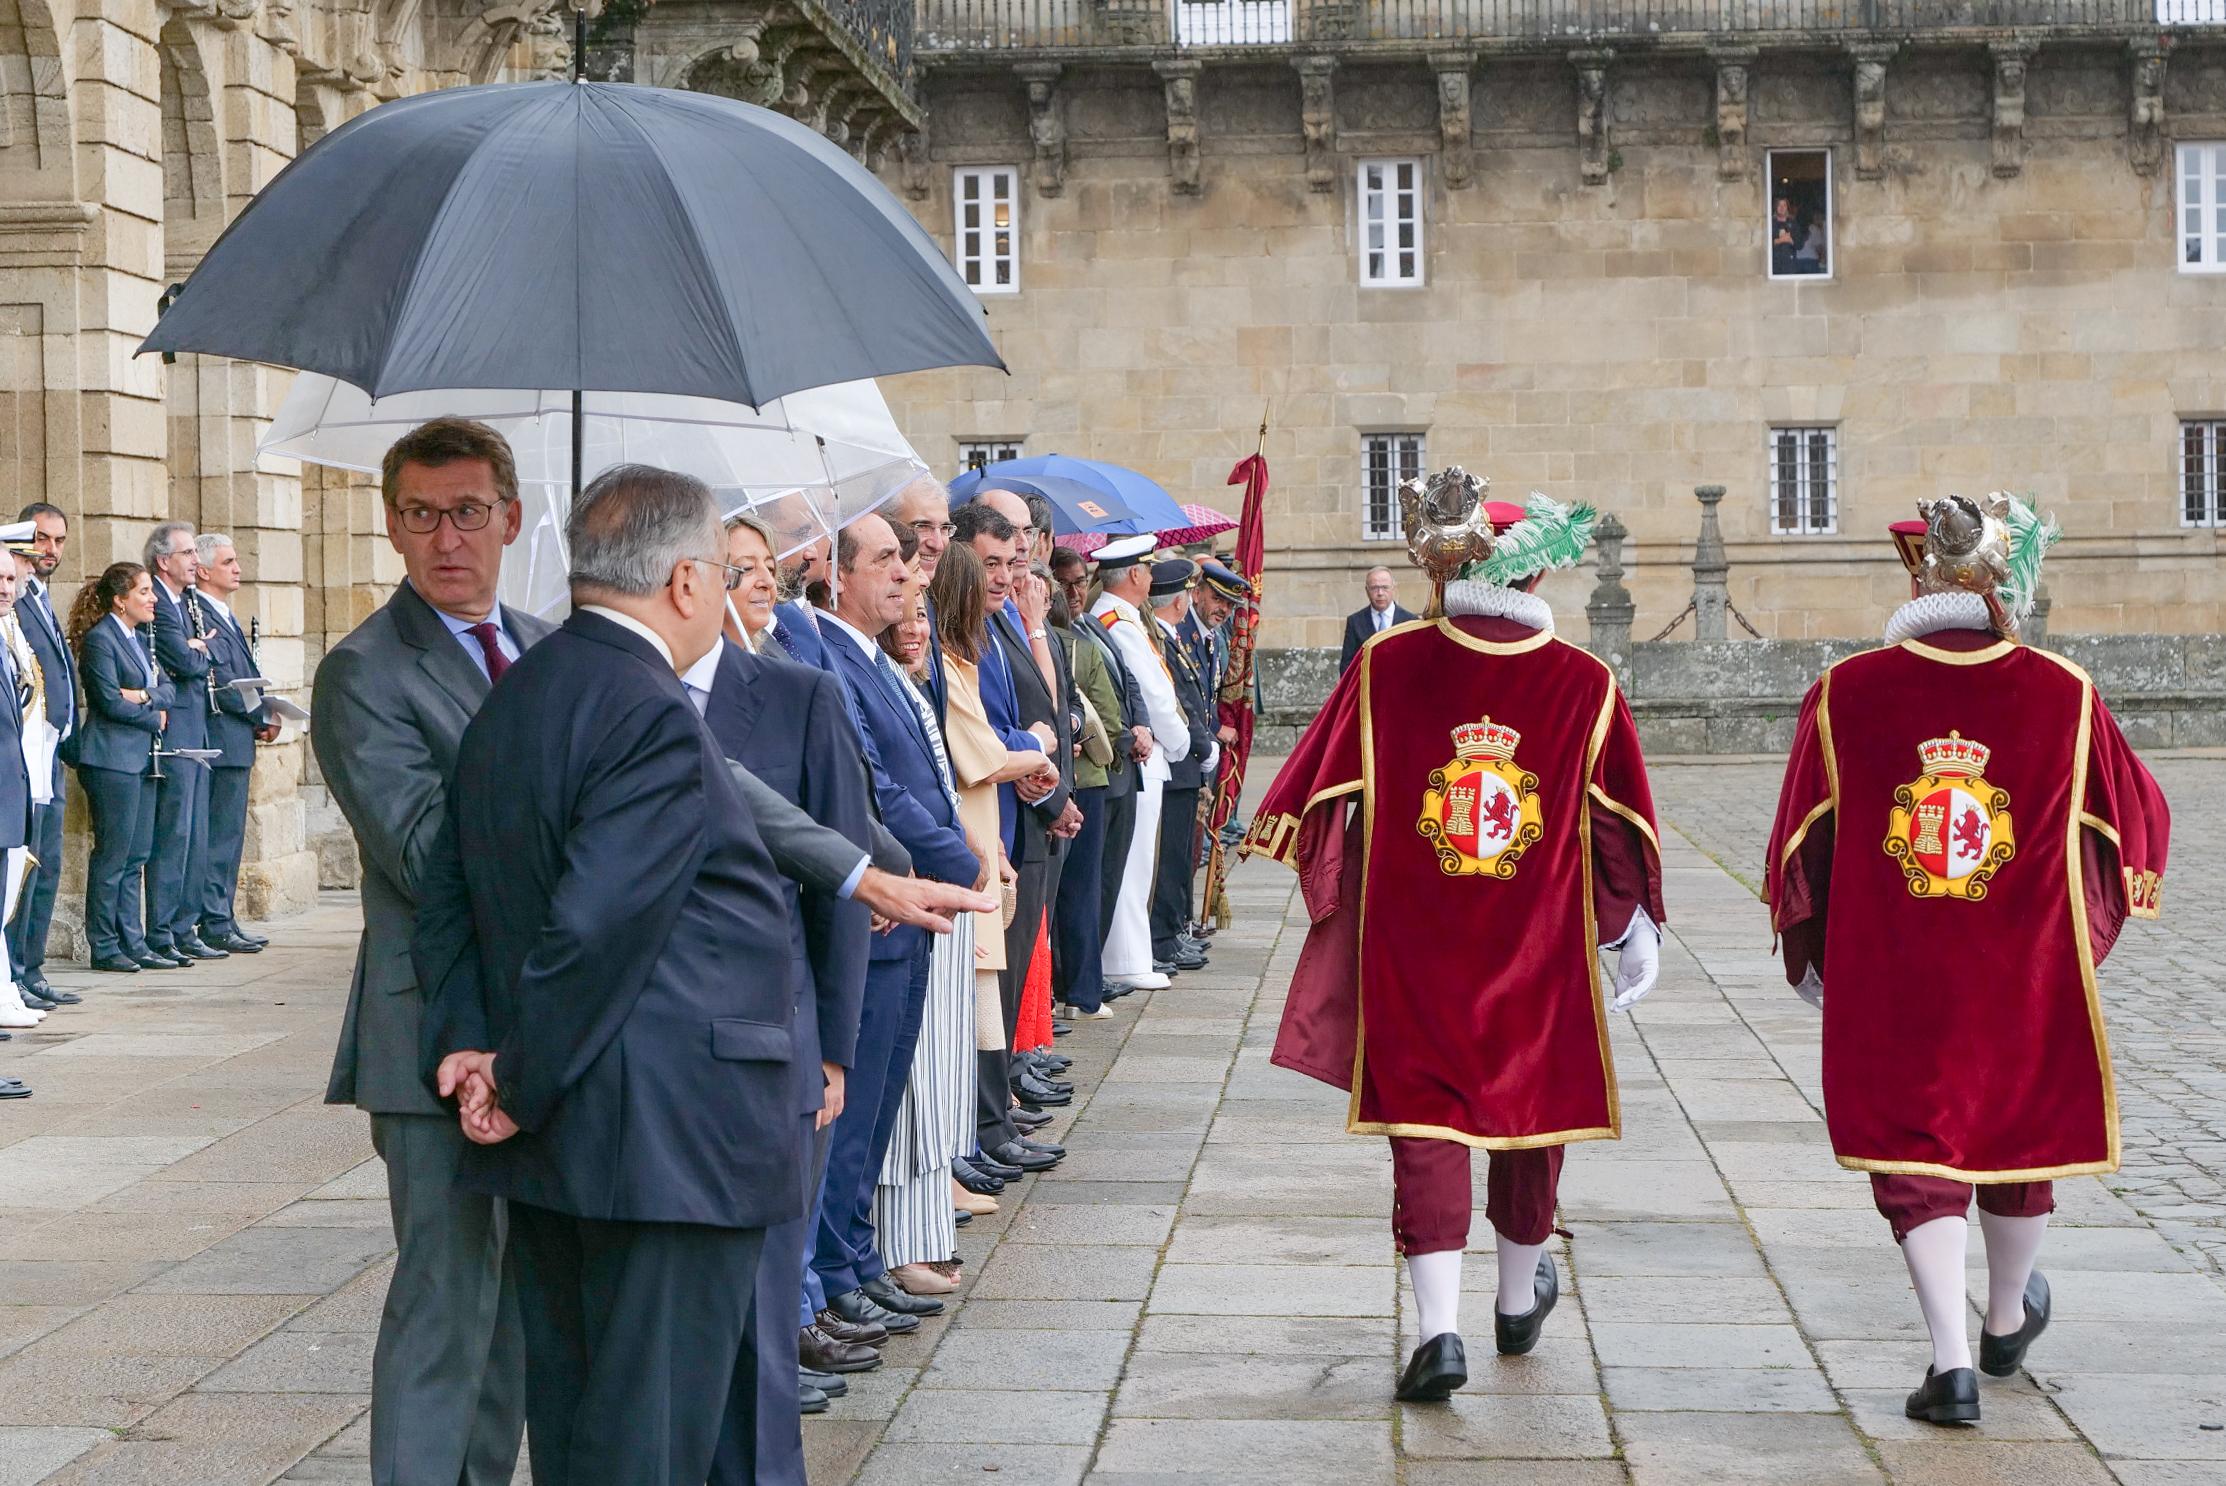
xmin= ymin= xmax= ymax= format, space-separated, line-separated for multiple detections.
xmin=958 ymin=439 xmax=1023 ymax=473
xmin=2183 ymin=419 xmax=2225 ymax=527
xmin=953 ymin=167 xmax=1019 ymax=294
xmin=1361 ymin=432 xmax=1425 ymax=541
xmin=1769 ymin=426 xmax=1838 ymax=536
xmin=2178 ymin=143 xmax=2226 ymax=273
xmin=1357 ymin=159 xmax=1424 ymax=287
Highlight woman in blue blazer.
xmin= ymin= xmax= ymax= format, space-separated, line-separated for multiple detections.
xmin=67 ymin=563 xmax=173 ymax=972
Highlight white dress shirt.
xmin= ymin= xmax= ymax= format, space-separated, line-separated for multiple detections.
xmin=436 ymin=602 xmax=523 ymax=681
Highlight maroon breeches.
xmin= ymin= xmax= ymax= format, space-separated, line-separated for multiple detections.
xmin=1870 ymin=1174 xmax=2056 ymax=1243
xmin=1389 ymin=1137 xmax=1565 ymax=1255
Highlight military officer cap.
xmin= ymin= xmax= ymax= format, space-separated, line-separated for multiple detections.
xmin=1092 ymin=533 xmax=1157 ymax=573
xmin=0 ymin=521 xmax=37 ymax=559
xmin=1149 ymin=557 xmax=1200 ymax=599
xmin=1199 ymin=559 xmax=1252 ymax=604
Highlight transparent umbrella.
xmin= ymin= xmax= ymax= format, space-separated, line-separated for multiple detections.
xmin=262 ymin=375 xmax=926 ymax=618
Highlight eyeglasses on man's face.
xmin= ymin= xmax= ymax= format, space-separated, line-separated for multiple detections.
xmin=397 ymin=499 xmax=507 ymax=534
xmin=908 ymin=519 xmax=957 ymax=540
xmin=680 ymin=557 xmax=748 ymax=592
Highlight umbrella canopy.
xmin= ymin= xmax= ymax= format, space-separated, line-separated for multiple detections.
xmin=951 ymin=454 xmax=1187 ymax=535
xmin=1061 ymin=503 xmax=1239 ymax=556
xmin=263 ymin=375 xmax=926 ymax=618
xmin=941 ymin=471 xmax=1140 ymax=534
xmin=140 ymin=80 xmax=1003 ymax=408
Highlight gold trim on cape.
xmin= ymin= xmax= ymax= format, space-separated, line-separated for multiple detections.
xmin=1898 ymin=637 xmax=2016 ymax=666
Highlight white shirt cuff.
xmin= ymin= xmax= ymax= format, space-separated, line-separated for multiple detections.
xmin=836 ymin=855 xmax=870 ymax=901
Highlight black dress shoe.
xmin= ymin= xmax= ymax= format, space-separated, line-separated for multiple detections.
xmin=955 ymin=1209 xmax=971 ymax=1226
xmin=206 ymin=931 xmax=263 ymax=954
xmin=173 ymin=935 xmax=229 ymax=960
xmin=1394 ymin=1333 xmax=1468 ymax=1402
xmin=1494 ymin=1254 xmax=1559 ymax=1356
xmin=1151 ymin=959 xmax=1178 ymax=976
xmin=1978 ymin=1271 xmax=2051 ymax=1378
xmin=826 ymin=1289 xmax=917 ymax=1334
xmin=1171 ymin=949 xmax=1208 ymax=971
xmin=1052 ymin=1021 xmax=1073 ymax=1035
xmin=807 ymin=1328 xmax=887 ymax=1369
xmin=809 ymin=1309 xmax=888 ymax=1348
xmin=984 ymin=1138 xmax=1061 ymax=1172
xmin=17 ymin=988 xmax=57 ymax=1012
xmin=1013 ymin=1137 xmax=1066 ymax=1159
xmin=799 ymin=1381 xmax=829 ymax=1414
xmin=970 ymin=1151 xmax=1024 ymax=1180
xmin=0 ymin=1081 xmax=28 ymax=1098
xmin=861 ymin=1274 xmax=944 ymax=1316
xmin=91 ymin=955 xmax=140 ymax=974
xmin=0 ymin=1030 xmax=11 ymax=1041
xmin=1905 ymin=1365 xmax=1981 ymax=1425
xmin=953 ymin=1157 xmax=1006 ymax=1195
xmin=799 ymin=1366 xmax=848 ymax=1398
xmin=28 ymin=982 xmax=79 ymax=1005
xmin=1012 ymin=1073 xmax=1071 ymax=1107
xmin=1010 ymin=1106 xmax=1053 ymax=1130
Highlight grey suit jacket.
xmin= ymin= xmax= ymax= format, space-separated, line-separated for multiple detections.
xmin=316 ymin=581 xmax=553 ymax=1116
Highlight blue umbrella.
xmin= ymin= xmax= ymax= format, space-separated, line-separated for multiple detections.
xmin=953 ymin=454 xmax=1187 ymax=534
xmin=948 ymin=471 xmax=1139 ymax=534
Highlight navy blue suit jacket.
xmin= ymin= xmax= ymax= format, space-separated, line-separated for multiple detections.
xmin=201 ymin=601 xmax=262 ymax=768
xmin=74 ymin=618 xmax=170 ymax=775
xmin=451 ymin=612 xmax=804 ymax=1229
xmin=701 ymin=641 xmax=870 ymax=1114
xmin=0 ymin=640 xmax=30 ymax=850
xmin=20 ymin=583 xmax=73 ymax=765
xmin=818 ymin=620 xmax=976 ymax=962
xmin=150 ymin=583 xmax=212 ymax=749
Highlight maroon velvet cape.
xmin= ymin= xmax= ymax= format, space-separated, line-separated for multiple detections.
xmin=1243 ymin=616 xmax=1664 ymax=1149
xmin=1765 ymin=630 xmax=2171 ymax=1181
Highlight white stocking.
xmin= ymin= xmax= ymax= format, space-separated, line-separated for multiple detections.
xmin=1900 ymin=1215 xmax=1972 ymax=1374
xmin=1978 ymin=1210 xmax=2048 ymax=1336
xmin=1406 ymin=1249 xmax=1463 ymax=1342
xmin=1495 ymin=1235 xmax=1548 ymax=1318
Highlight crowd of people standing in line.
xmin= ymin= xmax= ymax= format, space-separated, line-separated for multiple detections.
xmin=308 ymin=416 xmax=1254 ymax=1485
xmin=0 ymin=506 xmax=274 ymax=1103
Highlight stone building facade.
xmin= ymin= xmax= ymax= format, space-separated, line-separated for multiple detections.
xmin=883 ymin=3 xmax=2226 ymax=649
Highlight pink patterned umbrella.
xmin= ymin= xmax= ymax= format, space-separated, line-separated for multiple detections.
xmin=1062 ymin=502 xmax=1238 ymax=556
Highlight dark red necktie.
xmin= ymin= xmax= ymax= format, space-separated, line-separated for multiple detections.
xmin=468 ymin=622 xmax=510 ymax=683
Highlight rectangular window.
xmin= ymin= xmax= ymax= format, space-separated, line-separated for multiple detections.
xmin=953 ymin=167 xmax=1018 ymax=294
xmin=1767 ymin=149 xmax=1832 ymax=281
xmin=957 ymin=439 xmax=1023 ymax=473
xmin=2184 ymin=419 xmax=2225 ymax=527
xmin=1361 ymin=432 xmax=1425 ymax=542
xmin=2179 ymin=143 xmax=2226 ymax=273
xmin=1357 ymin=159 xmax=1424 ymax=287
xmin=1769 ymin=426 xmax=1838 ymax=536
xmin=1174 ymin=0 xmax=1292 ymax=46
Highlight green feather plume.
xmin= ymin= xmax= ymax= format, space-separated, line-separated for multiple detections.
xmin=1997 ymin=493 xmax=2060 ymax=624
xmin=1464 ymin=492 xmax=1599 ymax=588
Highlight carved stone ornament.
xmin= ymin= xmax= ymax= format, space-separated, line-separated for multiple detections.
xmin=214 ymin=0 xmax=259 ymax=29
xmin=1989 ymin=40 xmax=2037 ymax=179
xmin=1709 ymin=48 xmax=1755 ymax=183
xmin=1848 ymin=42 xmax=1897 ymax=182
xmin=1155 ymin=58 xmax=1203 ymax=196
xmin=2129 ymin=37 xmax=2170 ymax=177
xmin=1293 ymin=55 xmax=1337 ymax=193
xmin=893 ymin=127 xmax=930 ymax=201
xmin=1431 ymin=51 xmax=1475 ymax=191
xmin=1570 ymin=49 xmax=1612 ymax=187
xmin=1017 ymin=62 xmax=1067 ymax=198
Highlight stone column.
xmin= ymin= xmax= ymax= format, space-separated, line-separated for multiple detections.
xmin=1691 ymin=486 xmax=1729 ymax=643
xmin=1585 ymin=512 xmax=1634 ymax=682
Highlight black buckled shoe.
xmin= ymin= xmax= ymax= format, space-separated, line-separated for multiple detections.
xmin=861 ymin=1274 xmax=944 ymax=1317
xmin=1905 ymin=1365 xmax=1981 ymax=1425
xmin=1978 ymin=1271 xmax=2051 ymax=1378
xmin=1394 ymin=1333 xmax=1468 ymax=1402
xmin=1494 ymin=1254 xmax=1559 ymax=1356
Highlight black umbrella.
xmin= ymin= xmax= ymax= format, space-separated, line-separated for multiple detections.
xmin=140 ymin=60 xmax=1002 ymax=486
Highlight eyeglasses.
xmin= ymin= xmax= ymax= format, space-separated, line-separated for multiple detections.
xmin=908 ymin=520 xmax=957 ymax=540
xmin=681 ymin=557 xmax=748 ymax=592
xmin=396 ymin=500 xmax=506 ymax=534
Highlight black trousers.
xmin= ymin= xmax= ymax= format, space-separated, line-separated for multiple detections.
xmin=80 ymin=764 xmax=156 ymax=960
xmin=977 ymin=853 xmax=1049 ymax=1147
xmin=1052 ymin=787 xmax=1109 ymax=1013
xmin=507 ymin=1201 xmax=765 ymax=1486
xmin=198 ymin=763 xmax=251 ymax=935
xmin=9 ymin=782 xmax=63 ymax=978
xmin=1099 ymin=788 xmax=1136 ymax=939
xmin=146 ymin=759 xmax=208 ymax=950
xmin=710 ymin=1112 xmax=822 ymax=1486
xmin=1151 ymin=785 xmax=1201 ymax=960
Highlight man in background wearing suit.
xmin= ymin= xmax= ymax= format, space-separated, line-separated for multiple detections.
xmin=9 ymin=503 xmax=74 ymax=1006
xmin=189 ymin=533 xmax=276 ymax=956
xmin=1340 ymin=566 xmax=1418 ymax=672
xmin=314 ymin=416 xmax=539 ymax=1486
xmin=144 ymin=520 xmax=223 ymax=965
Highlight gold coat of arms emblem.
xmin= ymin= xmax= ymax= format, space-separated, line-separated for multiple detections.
xmin=1418 ymin=717 xmax=1544 ymax=878
xmin=1883 ymin=731 xmax=2016 ymax=900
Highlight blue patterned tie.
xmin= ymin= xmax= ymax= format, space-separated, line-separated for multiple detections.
xmin=771 ymin=623 xmax=804 ymax=663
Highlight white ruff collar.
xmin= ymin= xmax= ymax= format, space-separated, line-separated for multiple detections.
xmin=1442 ymin=581 xmax=1553 ymax=632
xmin=1884 ymin=590 xmax=1992 ymax=645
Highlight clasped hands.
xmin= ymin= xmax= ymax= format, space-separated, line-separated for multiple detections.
xmin=437 ymin=1050 xmax=517 ymax=1146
